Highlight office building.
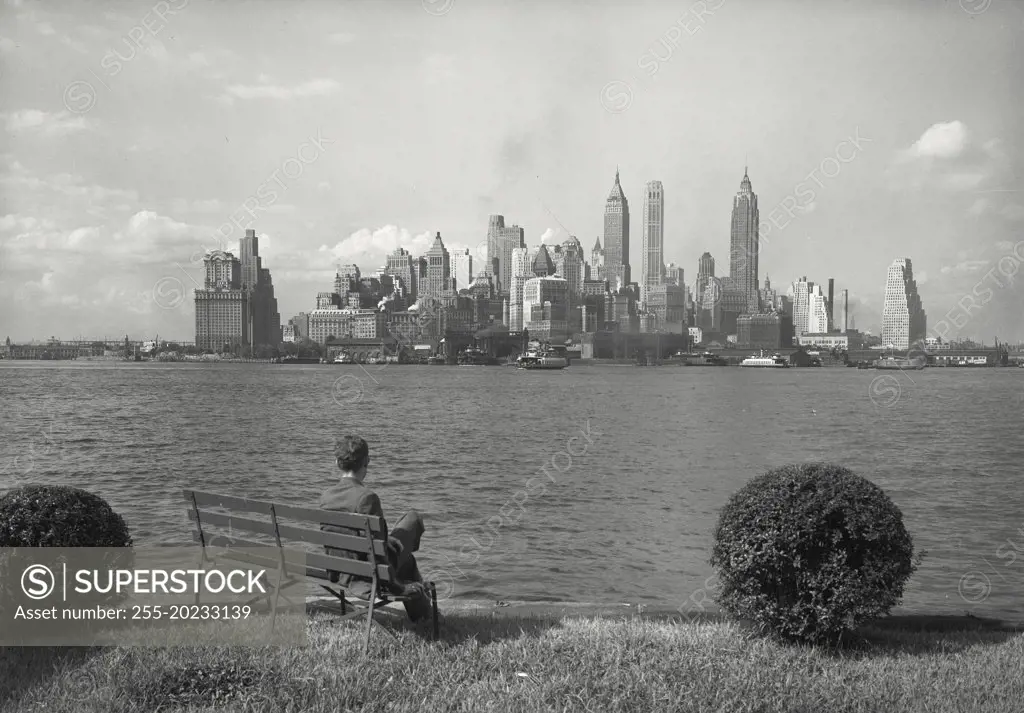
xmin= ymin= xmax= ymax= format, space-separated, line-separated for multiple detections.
xmin=696 ymin=252 xmax=715 ymax=307
xmin=603 ymin=169 xmax=631 ymax=289
xmin=881 ymin=258 xmax=927 ymax=350
xmin=523 ymin=275 xmax=570 ymax=341
xmin=486 ymin=215 xmax=526 ymax=295
xmin=640 ymin=180 xmax=664 ymax=307
xmin=452 ymin=248 xmax=473 ymax=292
xmin=729 ymin=169 xmax=760 ymax=313
xmin=194 ymin=250 xmax=248 ymax=352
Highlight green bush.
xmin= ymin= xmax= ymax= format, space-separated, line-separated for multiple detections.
xmin=0 ymin=486 xmax=134 ymax=625
xmin=710 ymin=463 xmax=919 ymax=644
xmin=0 ymin=484 xmax=133 ymax=547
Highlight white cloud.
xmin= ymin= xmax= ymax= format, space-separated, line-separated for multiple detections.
xmin=0 ymin=36 xmax=17 ymax=52
xmin=320 ymin=225 xmax=433 ymax=265
xmin=940 ymin=260 xmax=989 ymax=276
xmin=1000 ymin=204 xmax=1024 ymax=221
xmin=967 ymin=197 xmax=991 ymax=217
xmin=539 ymin=227 xmax=562 ymax=243
xmin=916 ymin=270 xmax=928 ymax=285
xmin=36 ymin=22 xmax=55 ymax=36
xmin=222 ymin=78 xmax=341 ymax=101
xmin=328 ymin=32 xmax=356 ymax=44
xmin=3 ymin=109 xmax=90 ymax=135
xmin=907 ymin=121 xmax=968 ymax=159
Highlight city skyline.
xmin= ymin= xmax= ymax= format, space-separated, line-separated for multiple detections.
xmin=2 ymin=1 xmax=1023 ymax=341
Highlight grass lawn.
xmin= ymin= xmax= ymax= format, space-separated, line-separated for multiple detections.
xmin=1 ymin=608 xmax=1021 ymax=713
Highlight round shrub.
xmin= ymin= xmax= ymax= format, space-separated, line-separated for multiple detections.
xmin=710 ymin=463 xmax=918 ymax=644
xmin=0 ymin=486 xmax=134 ymax=624
xmin=0 ymin=484 xmax=133 ymax=547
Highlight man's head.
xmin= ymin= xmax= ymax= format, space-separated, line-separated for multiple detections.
xmin=334 ymin=435 xmax=370 ymax=481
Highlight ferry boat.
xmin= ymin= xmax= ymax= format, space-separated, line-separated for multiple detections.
xmin=674 ymin=351 xmax=729 ymax=367
xmin=457 ymin=348 xmax=500 ymax=366
xmin=873 ymin=356 xmax=926 ymax=370
xmin=740 ymin=352 xmax=789 ymax=368
xmin=282 ymin=355 xmax=321 ymax=365
xmin=516 ymin=344 xmax=569 ymax=370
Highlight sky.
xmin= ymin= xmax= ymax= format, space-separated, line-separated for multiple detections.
xmin=1 ymin=0 xmax=1023 ymax=342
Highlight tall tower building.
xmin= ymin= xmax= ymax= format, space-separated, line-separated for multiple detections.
xmin=808 ymin=284 xmax=830 ymax=334
xmin=235 ymin=229 xmax=280 ymax=348
xmin=419 ymin=232 xmax=456 ymax=297
xmin=385 ymin=247 xmax=417 ymax=301
xmin=590 ymin=237 xmax=605 ymax=281
xmin=195 ymin=251 xmax=248 ymax=352
xmin=509 ymin=246 xmax=531 ymax=332
xmin=554 ymin=236 xmax=585 ymax=298
xmin=486 ymin=215 xmax=525 ymax=295
xmin=452 ymin=248 xmax=473 ymax=292
xmin=729 ymin=168 xmax=760 ymax=313
xmin=696 ymin=252 xmax=715 ymax=306
xmin=603 ymin=169 xmax=630 ymax=290
xmin=882 ymin=258 xmax=927 ymax=350
xmin=789 ymin=277 xmax=813 ymax=338
xmin=640 ymin=180 xmax=664 ymax=306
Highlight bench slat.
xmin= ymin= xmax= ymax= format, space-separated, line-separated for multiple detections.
xmin=191 ymin=531 xmax=392 ymax=582
xmin=187 ymin=509 xmax=386 ymax=557
xmin=182 ymin=490 xmax=385 ymax=534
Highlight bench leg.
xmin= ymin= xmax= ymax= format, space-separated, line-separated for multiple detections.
xmin=430 ymin=582 xmax=439 ymax=640
xmin=364 ymin=577 xmax=378 ymax=656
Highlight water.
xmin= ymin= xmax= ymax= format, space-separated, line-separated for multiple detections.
xmin=1 ymin=361 xmax=1022 ymax=622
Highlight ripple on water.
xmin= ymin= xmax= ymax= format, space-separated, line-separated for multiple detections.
xmin=1 ymin=363 xmax=1022 ymax=622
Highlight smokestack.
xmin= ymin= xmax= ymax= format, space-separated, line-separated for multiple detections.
xmin=827 ymin=278 xmax=834 ymax=332
xmin=841 ymin=289 xmax=849 ymax=334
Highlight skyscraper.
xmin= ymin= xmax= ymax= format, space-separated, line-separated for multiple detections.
xmin=419 ymin=232 xmax=456 ymax=297
xmin=603 ymin=169 xmax=630 ymax=290
xmin=194 ymin=250 xmax=248 ymax=352
xmin=385 ymin=247 xmax=417 ymax=301
xmin=696 ymin=252 xmax=715 ymax=306
xmin=808 ymin=284 xmax=830 ymax=334
xmin=640 ymin=180 xmax=664 ymax=307
xmin=509 ymin=246 xmax=531 ymax=332
xmin=486 ymin=215 xmax=525 ymax=295
xmin=882 ymin=258 xmax=927 ymax=350
xmin=236 ymin=229 xmax=280 ymax=349
xmin=590 ymin=237 xmax=605 ymax=281
xmin=553 ymin=236 xmax=585 ymax=298
xmin=729 ymin=168 xmax=760 ymax=314
xmin=452 ymin=248 xmax=473 ymax=292
xmin=789 ymin=277 xmax=813 ymax=338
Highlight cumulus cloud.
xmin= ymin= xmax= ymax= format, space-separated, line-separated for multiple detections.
xmin=940 ymin=260 xmax=989 ymax=276
xmin=1000 ymin=204 xmax=1024 ymax=221
xmin=967 ymin=197 xmax=991 ymax=217
xmin=888 ymin=121 xmax=1007 ymax=193
xmin=3 ymin=109 xmax=90 ymax=135
xmin=319 ymin=225 xmax=434 ymax=266
xmin=906 ymin=120 xmax=968 ymax=159
xmin=221 ymin=78 xmax=341 ymax=101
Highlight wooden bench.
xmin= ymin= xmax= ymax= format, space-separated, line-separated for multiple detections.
xmin=182 ymin=490 xmax=439 ymax=654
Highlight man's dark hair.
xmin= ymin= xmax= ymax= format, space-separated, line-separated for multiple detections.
xmin=334 ymin=435 xmax=369 ymax=471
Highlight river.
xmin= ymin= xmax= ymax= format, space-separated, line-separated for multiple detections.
xmin=1 ymin=361 xmax=1021 ymax=622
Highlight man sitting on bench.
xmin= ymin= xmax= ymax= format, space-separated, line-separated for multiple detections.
xmin=319 ymin=435 xmax=432 ymax=622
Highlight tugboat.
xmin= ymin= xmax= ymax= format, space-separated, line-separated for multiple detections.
xmin=515 ymin=343 xmax=569 ymax=370
xmin=739 ymin=351 xmax=789 ymax=368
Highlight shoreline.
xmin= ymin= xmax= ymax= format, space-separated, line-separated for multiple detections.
xmin=306 ymin=596 xmax=1024 ymax=631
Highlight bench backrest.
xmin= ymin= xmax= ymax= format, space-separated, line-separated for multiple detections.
xmin=183 ymin=490 xmax=394 ymax=584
